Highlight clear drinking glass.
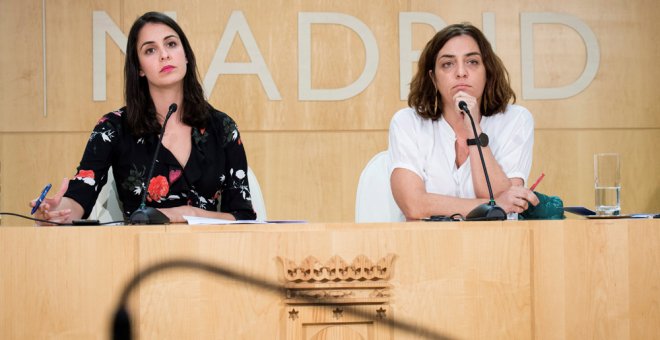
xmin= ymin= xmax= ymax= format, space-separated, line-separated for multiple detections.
xmin=594 ymin=153 xmax=621 ymax=216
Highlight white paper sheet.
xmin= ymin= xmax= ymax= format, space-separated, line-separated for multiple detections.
xmin=183 ymin=216 xmax=268 ymax=225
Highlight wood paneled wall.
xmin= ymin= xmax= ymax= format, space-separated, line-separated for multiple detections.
xmin=1 ymin=0 xmax=659 ymax=225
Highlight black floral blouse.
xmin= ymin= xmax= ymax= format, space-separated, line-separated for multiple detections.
xmin=64 ymin=106 xmax=256 ymax=221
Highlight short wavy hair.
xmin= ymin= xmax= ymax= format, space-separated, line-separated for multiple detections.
xmin=408 ymin=23 xmax=515 ymax=120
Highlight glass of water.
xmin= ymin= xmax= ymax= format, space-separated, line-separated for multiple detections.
xmin=594 ymin=153 xmax=621 ymax=216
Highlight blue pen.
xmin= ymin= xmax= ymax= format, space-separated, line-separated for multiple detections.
xmin=31 ymin=183 xmax=52 ymax=215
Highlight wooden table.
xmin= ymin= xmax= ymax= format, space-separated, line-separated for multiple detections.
xmin=1 ymin=219 xmax=658 ymax=339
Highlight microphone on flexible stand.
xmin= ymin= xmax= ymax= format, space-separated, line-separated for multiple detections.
xmin=128 ymin=103 xmax=177 ymax=225
xmin=459 ymin=101 xmax=506 ymax=221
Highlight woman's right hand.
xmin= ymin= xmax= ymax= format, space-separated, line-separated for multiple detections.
xmin=453 ymin=91 xmax=480 ymax=136
xmin=30 ymin=178 xmax=72 ymax=226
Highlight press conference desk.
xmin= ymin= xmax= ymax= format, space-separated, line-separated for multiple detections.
xmin=1 ymin=219 xmax=658 ymax=339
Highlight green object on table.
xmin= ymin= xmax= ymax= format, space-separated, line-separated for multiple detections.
xmin=519 ymin=191 xmax=565 ymax=220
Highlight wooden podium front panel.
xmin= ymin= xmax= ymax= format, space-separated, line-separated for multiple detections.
xmin=531 ymin=219 xmax=660 ymax=340
xmin=134 ymin=224 xmax=531 ymax=339
xmin=5 ymin=220 xmax=657 ymax=339
xmin=628 ymin=220 xmax=660 ymax=338
xmin=0 ymin=226 xmax=150 ymax=339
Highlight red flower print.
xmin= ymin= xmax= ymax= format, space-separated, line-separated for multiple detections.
xmin=76 ymin=170 xmax=94 ymax=178
xmin=74 ymin=169 xmax=95 ymax=186
xmin=147 ymin=175 xmax=169 ymax=203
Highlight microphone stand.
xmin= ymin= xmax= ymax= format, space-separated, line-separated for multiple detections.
xmin=459 ymin=102 xmax=506 ymax=221
xmin=128 ymin=104 xmax=177 ymax=225
xmin=112 ymin=258 xmax=454 ymax=340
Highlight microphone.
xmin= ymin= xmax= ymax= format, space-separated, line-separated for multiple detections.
xmin=128 ymin=103 xmax=177 ymax=225
xmin=111 ymin=258 xmax=454 ymax=340
xmin=458 ymin=101 xmax=506 ymax=221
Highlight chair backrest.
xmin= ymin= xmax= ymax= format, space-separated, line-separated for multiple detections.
xmin=90 ymin=167 xmax=124 ymax=223
xmin=247 ymin=167 xmax=267 ymax=221
xmin=89 ymin=166 xmax=267 ymax=222
xmin=355 ymin=151 xmax=405 ymax=223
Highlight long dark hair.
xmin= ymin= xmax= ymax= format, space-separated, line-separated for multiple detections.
xmin=408 ymin=23 xmax=515 ymax=120
xmin=124 ymin=12 xmax=210 ymax=136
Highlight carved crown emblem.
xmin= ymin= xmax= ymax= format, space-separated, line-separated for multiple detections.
xmin=280 ymin=254 xmax=395 ymax=283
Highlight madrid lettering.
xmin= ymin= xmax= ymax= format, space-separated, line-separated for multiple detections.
xmin=93 ymin=11 xmax=599 ymax=102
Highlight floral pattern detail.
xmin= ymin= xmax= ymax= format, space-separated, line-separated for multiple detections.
xmin=64 ymin=107 xmax=255 ymax=220
xmin=97 ymin=110 xmax=122 ymax=125
xmin=169 ymin=169 xmax=182 ymax=184
xmin=89 ymin=128 xmax=115 ymax=143
xmin=187 ymin=188 xmax=211 ymax=210
xmin=229 ymin=168 xmax=251 ymax=201
xmin=192 ymin=127 xmax=208 ymax=147
xmin=222 ymin=116 xmax=239 ymax=145
xmin=74 ymin=169 xmax=95 ymax=186
xmin=122 ymin=165 xmax=146 ymax=195
xmin=235 ymin=169 xmax=245 ymax=179
xmin=147 ymin=175 xmax=169 ymax=203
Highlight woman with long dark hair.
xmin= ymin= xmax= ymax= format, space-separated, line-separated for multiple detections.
xmin=31 ymin=12 xmax=256 ymax=224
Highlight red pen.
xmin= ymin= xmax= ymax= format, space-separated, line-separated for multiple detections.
xmin=529 ymin=172 xmax=545 ymax=191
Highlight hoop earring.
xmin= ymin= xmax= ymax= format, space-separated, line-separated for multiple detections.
xmin=428 ymin=71 xmax=438 ymax=115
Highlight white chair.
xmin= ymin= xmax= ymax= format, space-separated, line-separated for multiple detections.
xmin=247 ymin=167 xmax=267 ymax=221
xmin=355 ymin=151 xmax=405 ymax=223
xmin=89 ymin=166 xmax=267 ymax=222
xmin=90 ymin=167 xmax=124 ymax=223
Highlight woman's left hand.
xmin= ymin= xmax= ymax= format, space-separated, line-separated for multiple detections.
xmin=158 ymin=205 xmax=196 ymax=223
xmin=495 ymin=186 xmax=540 ymax=214
xmin=156 ymin=205 xmax=238 ymax=223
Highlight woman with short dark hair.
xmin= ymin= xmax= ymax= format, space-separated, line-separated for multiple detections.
xmin=389 ymin=23 xmax=538 ymax=220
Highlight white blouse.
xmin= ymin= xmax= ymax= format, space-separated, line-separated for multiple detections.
xmin=388 ymin=104 xmax=534 ymax=199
